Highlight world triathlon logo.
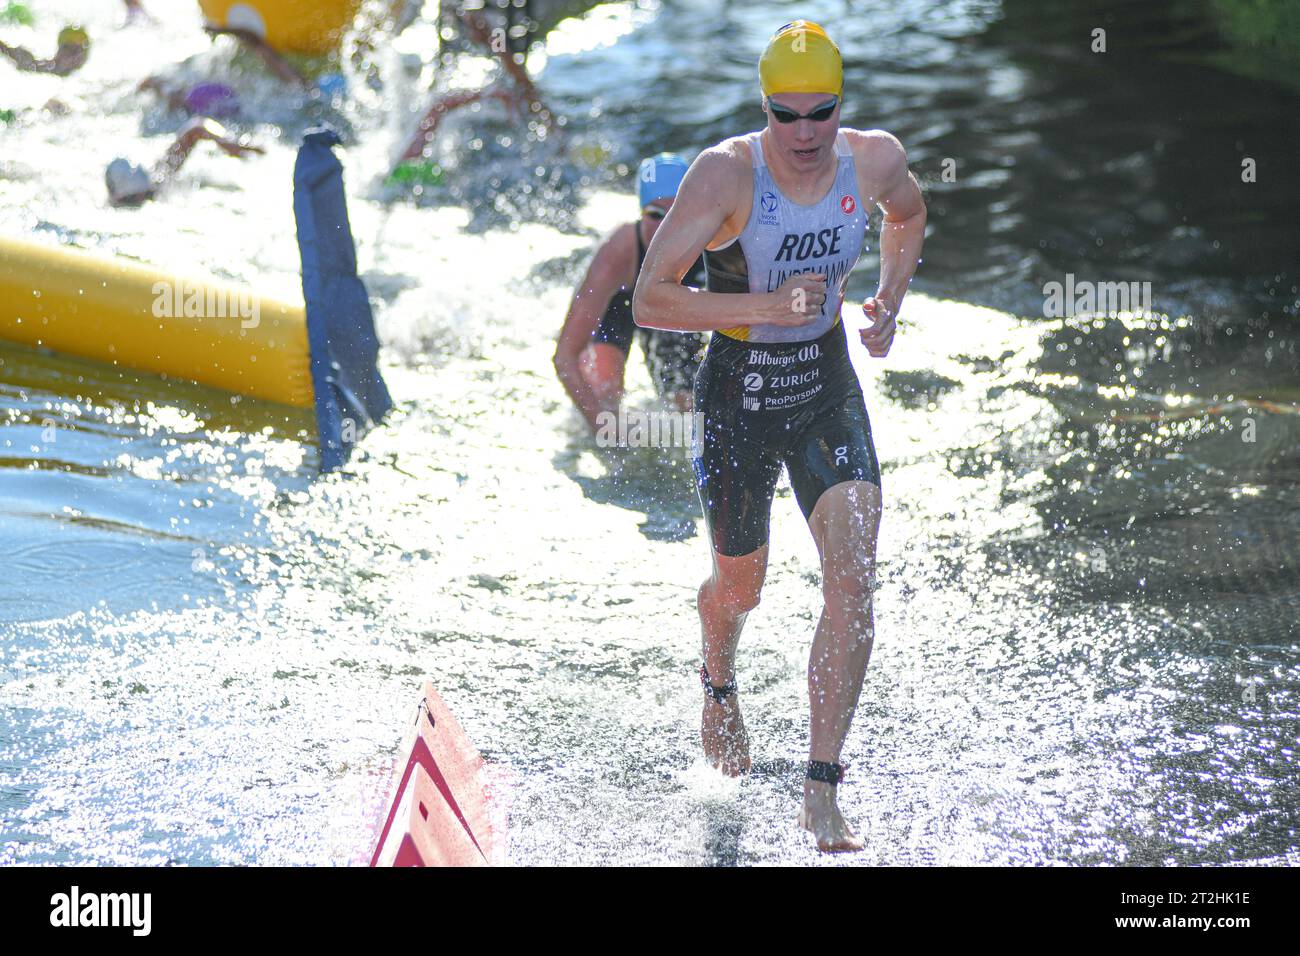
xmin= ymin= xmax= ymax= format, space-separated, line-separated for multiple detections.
xmin=761 ymin=191 xmax=779 ymax=213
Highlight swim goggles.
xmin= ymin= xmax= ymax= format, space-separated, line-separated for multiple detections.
xmin=767 ymin=95 xmax=839 ymax=124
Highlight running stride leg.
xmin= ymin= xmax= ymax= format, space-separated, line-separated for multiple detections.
xmin=697 ymin=546 xmax=767 ymax=776
xmin=801 ymin=479 xmax=881 ymax=851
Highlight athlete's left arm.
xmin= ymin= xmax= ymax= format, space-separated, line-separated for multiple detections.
xmin=849 ymin=130 xmax=926 ymax=358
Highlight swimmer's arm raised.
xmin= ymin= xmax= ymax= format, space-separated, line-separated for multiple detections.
xmin=633 ymin=149 xmax=820 ymax=333
xmin=152 ymin=118 xmax=262 ymax=188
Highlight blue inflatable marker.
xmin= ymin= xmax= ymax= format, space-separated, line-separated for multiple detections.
xmin=293 ymin=128 xmax=393 ymax=471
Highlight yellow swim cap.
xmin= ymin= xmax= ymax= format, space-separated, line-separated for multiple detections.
xmin=57 ymin=25 xmax=90 ymax=49
xmin=759 ymin=20 xmax=842 ymax=97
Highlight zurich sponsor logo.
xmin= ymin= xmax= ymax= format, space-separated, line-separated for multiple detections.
xmin=769 ymin=368 xmax=820 ymax=388
xmin=744 ymin=372 xmax=764 ymax=392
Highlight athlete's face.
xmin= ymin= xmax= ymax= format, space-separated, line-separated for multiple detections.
xmin=764 ymin=93 xmax=841 ymax=170
xmin=642 ymin=198 xmax=673 ymax=240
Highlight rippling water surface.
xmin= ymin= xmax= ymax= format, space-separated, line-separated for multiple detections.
xmin=1 ymin=0 xmax=1297 ymax=865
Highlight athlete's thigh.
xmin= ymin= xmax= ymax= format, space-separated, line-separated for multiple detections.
xmin=694 ymin=420 xmax=781 ymax=558
xmin=808 ymin=480 xmax=882 ymax=583
xmin=694 ymin=355 xmax=783 ymax=559
xmin=785 ymin=388 xmax=881 ymax=523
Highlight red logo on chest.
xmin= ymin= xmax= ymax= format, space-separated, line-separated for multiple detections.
xmin=840 ymin=195 xmax=856 ymax=215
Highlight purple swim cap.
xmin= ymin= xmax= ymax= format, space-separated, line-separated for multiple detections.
xmin=184 ymin=83 xmax=239 ymax=119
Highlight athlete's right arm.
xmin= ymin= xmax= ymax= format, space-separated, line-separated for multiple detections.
xmin=632 ymin=146 xmax=825 ymax=333
xmin=553 ymin=224 xmax=634 ymax=430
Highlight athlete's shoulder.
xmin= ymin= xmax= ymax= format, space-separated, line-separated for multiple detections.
xmin=708 ymin=132 xmax=761 ymax=162
xmin=841 ymin=128 xmax=907 ymax=164
xmin=589 ymin=220 xmax=638 ymax=286
xmin=676 ymin=136 xmax=753 ymax=207
xmin=691 ymin=136 xmax=751 ymax=172
xmin=598 ymin=220 xmax=637 ymax=256
xmin=841 ymin=128 xmax=911 ymax=194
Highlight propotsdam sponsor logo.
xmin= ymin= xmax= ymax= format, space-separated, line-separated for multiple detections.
xmin=764 ymin=382 xmax=823 ymax=408
xmin=50 ymin=886 xmax=151 ymax=936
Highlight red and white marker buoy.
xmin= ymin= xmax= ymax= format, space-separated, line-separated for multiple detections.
xmin=370 ymin=681 xmax=497 ymax=867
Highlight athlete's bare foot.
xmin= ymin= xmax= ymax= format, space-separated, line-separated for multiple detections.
xmin=798 ymin=780 xmax=865 ymax=852
xmin=701 ymin=693 xmax=751 ymax=777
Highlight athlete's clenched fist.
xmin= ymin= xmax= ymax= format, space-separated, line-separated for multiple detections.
xmin=766 ymin=272 xmax=827 ymax=327
xmin=860 ymin=294 xmax=896 ymax=357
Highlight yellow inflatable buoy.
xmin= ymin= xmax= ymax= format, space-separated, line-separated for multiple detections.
xmin=0 ymin=235 xmax=313 ymax=408
xmin=0 ymin=132 xmax=392 ymax=472
xmin=197 ymin=0 xmax=362 ymax=56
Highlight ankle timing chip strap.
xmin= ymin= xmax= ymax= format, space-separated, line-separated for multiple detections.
xmin=807 ymin=761 xmax=845 ymax=785
xmin=699 ymin=665 xmax=737 ymax=703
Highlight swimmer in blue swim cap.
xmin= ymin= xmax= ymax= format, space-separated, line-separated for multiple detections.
xmin=554 ymin=153 xmax=707 ymax=431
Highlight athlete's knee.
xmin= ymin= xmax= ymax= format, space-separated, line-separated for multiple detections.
xmin=811 ymin=481 xmax=882 ymax=555
xmin=821 ymin=544 xmax=877 ymax=622
xmin=700 ymin=570 xmax=763 ymax=616
xmin=822 ymin=564 xmax=875 ymax=614
xmin=830 ymin=479 xmax=883 ymax=527
xmin=700 ymin=578 xmax=762 ymax=616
